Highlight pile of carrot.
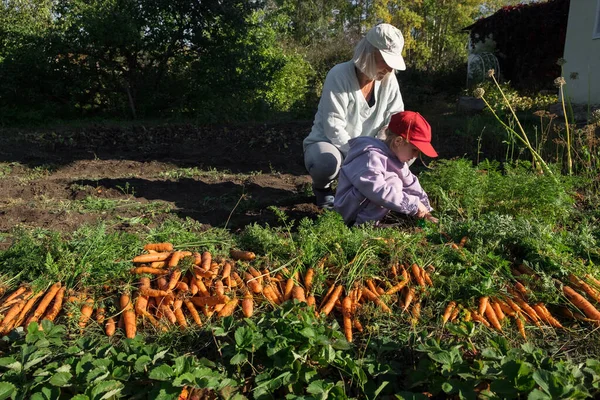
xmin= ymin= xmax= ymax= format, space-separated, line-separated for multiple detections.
xmin=3 ymin=241 xmax=600 ymax=344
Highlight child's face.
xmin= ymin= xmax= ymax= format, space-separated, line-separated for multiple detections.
xmin=392 ymin=137 xmax=420 ymax=162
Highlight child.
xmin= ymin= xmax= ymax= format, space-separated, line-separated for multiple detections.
xmin=333 ymin=111 xmax=438 ymax=226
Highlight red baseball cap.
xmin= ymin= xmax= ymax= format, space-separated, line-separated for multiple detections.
xmin=388 ymin=111 xmax=438 ymax=157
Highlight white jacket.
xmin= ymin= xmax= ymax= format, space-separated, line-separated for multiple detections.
xmin=303 ymin=61 xmax=404 ymax=155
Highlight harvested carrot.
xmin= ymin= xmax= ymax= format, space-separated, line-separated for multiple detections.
xmin=569 ymin=274 xmax=600 ymax=303
xmin=0 ymin=300 xmax=26 ymax=333
xmin=130 ymin=266 xmax=169 ymax=275
xmin=353 ymin=318 xmax=363 ymax=332
xmin=140 ymin=287 xmax=171 ymax=297
xmin=321 ymin=285 xmax=343 ymax=316
xmin=173 ymin=300 xmax=187 ymax=328
xmin=248 ymin=267 xmax=263 ymax=282
xmin=484 ymin=303 xmax=502 ymax=331
xmin=478 ymin=296 xmax=489 ymax=317
xmin=13 ymin=290 xmax=45 ymax=328
xmin=385 ymin=279 xmax=408 ymax=296
xmin=189 ymin=275 xmax=199 ymax=296
xmin=563 ymin=285 xmax=600 ymax=321
xmin=245 ymin=273 xmax=263 ymax=294
xmin=167 ymin=269 xmax=182 ymax=291
xmin=222 ymin=261 xmax=232 ymax=280
xmin=514 ymin=282 xmax=528 ymax=297
xmin=120 ymin=293 xmax=136 ymax=339
xmin=41 ymin=287 xmax=66 ymax=322
xmin=304 ymin=268 xmax=315 ymax=294
xmin=459 ymin=236 xmax=468 ymax=248
xmin=242 ymin=292 xmax=253 ymax=318
xmin=450 ymin=306 xmax=460 ymax=322
xmin=168 ymin=251 xmax=185 ymax=268
xmin=179 ymin=386 xmax=189 ymax=400
xmin=200 ymin=251 xmax=212 ymax=271
xmin=491 ymin=301 xmax=505 ymax=321
xmin=230 ymin=249 xmax=256 ymax=261
xmin=291 ymin=286 xmax=307 ymax=303
xmin=96 ymin=304 xmax=106 ymax=325
xmin=231 ymin=272 xmax=245 ymax=289
xmin=471 ymin=310 xmax=491 ymax=328
xmin=218 ymin=298 xmax=239 ymax=318
xmin=341 ymin=296 xmax=353 ymax=342
xmin=144 ymin=243 xmax=174 ymax=252
xmin=362 ymin=287 xmax=392 ymax=313
xmin=513 ymin=297 xmax=541 ymax=325
xmin=411 ymin=264 xmax=426 ymax=286
xmin=190 ymin=295 xmax=228 ymax=307
xmin=497 ymin=299 xmax=516 ymax=317
xmin=318 ymin=284 xmax=336 ymax=310
xmin=283 ymin=278 xmax=295 ymax=301
xmin=422 ymin=268 xmax=434 ymax=287
xmin=366 ymin=280 xmax=380 ymax=297
xmin=411 ymin=300 xmax=422 ymax=324
xmin=515 ymin=316 xmax=527 ymax=339
xmin=78 ymin=298 xmax=95 ymax=330
xmin=586 ymin=274 xmax=600 ymax=289
xmin=135 ymin=294 xmax=149 ymax=315
xmin=1 ymin=286 xmax=27 ymax=306
xmin=26 ymin=282 xmax=61 ymax=326
xmin=402 ymin=287 xmax=415 ymax=312
xmin=176 ymin=282 xmax=189 ymax=292
xmin=184 ymin=300 xmax=203 ymax=326
xmin=442 ymin=301 xmax=457 ymax=325
xmin=105 ymin=317 xmax=116 ymax=337
xmin=214 ymin=280 xmax=225 ymax=296
xmin=195 ymin=278 xmax=210 ymax=297
xmin=133 ymin=252 xmax=172 ymax=263
xmin=532 ymin=303 xmax=563 ymax=328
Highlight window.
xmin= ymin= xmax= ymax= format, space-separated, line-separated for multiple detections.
xmin=595 ymin=0 xmax=600 ymax=39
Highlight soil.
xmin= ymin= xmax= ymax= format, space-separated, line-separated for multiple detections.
xmin=0 ymin=121 xmax=321 ymax=239
xmin=0 ymin=100 xmax=470 ymax=243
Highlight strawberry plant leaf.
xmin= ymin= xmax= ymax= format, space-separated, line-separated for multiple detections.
xmin=49 ymin=371 xmax=72 ymax=387
xmin=0 ymin=382 xmax=16 ymax=400
xmin=90 ymin=380 xmax=124 ymax=400
xmin=134 ymin=355 xmax=152 ymax=372
xmin=149 ymin=364 xmax=174 ymax=381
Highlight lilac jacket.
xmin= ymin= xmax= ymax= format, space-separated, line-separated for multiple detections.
xmin=334 ymin=137 xmax=432 ymax=226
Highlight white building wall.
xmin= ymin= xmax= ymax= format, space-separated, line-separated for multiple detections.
xmin=562 ymin=0 xmax=600 ymax=104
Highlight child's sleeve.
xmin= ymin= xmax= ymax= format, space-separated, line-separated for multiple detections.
xmin=350 ymin=157 xmax=422 ymax=216
xmin=400 ymin=167 xmax=433 ymax=212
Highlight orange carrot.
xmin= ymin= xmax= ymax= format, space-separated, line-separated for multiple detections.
xmin=366 ymin=279 xmax=380 ymax=297
xmin=385 ymin=279 xmax=408 ymax=296
xmin=26 ymin=282 xmax=61 ymax=326
xmin=318 ymin=284 xmax=336 ymax=310
xmin=353 ymin=318 xmax=364 ymax=332
xmin=514 ymin=282 xmax=528 ymax=298
xmin=245 ymin=273 xmax=263 ymax=294
xmin=242 ymin=292 xmax=253 ymax=318
xmin=411 ymin=300 xmax=422 ymax=324
xmin=140 ymin=287 xmax=171 ymax=297
xmin=199 ymin=251 xmax=212 ymax=271
xmin=363 ymin=287 xmax=392 ymax=313
xmin=120 ymin=293 xmax=136 ymax=339
xmin=218 ymin=298 xmax=239 ymax=318
xmin=184 ymin=300 xmax=203 ymax=326
xmin=459 ymin=236 xmax=468 ymax=248
xmin=231 ymin=272 xmax=245 ymax=289
xmin=569 ymin=274 xmax=600 ymax=303
xmin=144 ymin=243 xmax=174 ymax=252
xmin=291 ymin=286 xmax=307 ymax=303
xmin=173 ymin=300 xmax=187 ymax=328
xmin=442 ymin=301 xmax=457 ymax=325
xmin=320 ymin=285 xmax=344 ymax=316
xmin=41 ymin=287 xmax=66 ymax=323
xmin=230 ymin=249 xmax=256 ymax=261
xmin=167 ymin=269 xmax=182 ymax=291
xmin=484 ymin=303 xmax=502 ymax=331
xmin=194 ymin=277 xmax=210 ymax=297
xmin=411 ymin=264 xmax=426 ymax=286
xmin=497 ymin=299 xmax=516 ymax=317
xmin=491 ymin=301 xmax=505 ymax=321
xmin=190 ymin=295 xmax=228 ymax=307
xmin=0 ymin=300 xmax=26 ymax=333
xmin=133 ymin=252 xmax=172 ymax=263
xmin=515 ymin=316 xmax=526 ymax=339
xmin=533 ymin=303 xmax=563 ymax=328
xmin=78 ymin=298 xmax=95 ymax=330
xmin=130 ymin=266 xmax=169 ymax=275
xmin=402 ymin=287 xmax=415 ymax=312
xmin=214 ymin=280 xmax=225 ymax=296
xmin=513 ymin=297 xmax=541 ymax=325
xmin=450 ymin=306 xmax=460 ymax=322
xmin=283 ymin=278 xmax=295 ymax=301
xmin=341 ymin=296 xmax=353 ymax=342
xmin=176 ymin=282 xmax=189 ymax=292
xmin=105 ymin=317 xmax=116 ymax=336
xmin=422 ymin=268 xmax=434 ymax=287
xmin=471 ymin=310 xmax=491 ymax=328
xmin=563 ymin=285 xmax=600 ymax=321
xmin=304 ymin=268 xmax=315 ymax=293
xmin=478 ymin=296 xmax=489 ymax=317
xmin=222 ymin=261 xmax=232 ymax=280
xmin=168 ymin=251 xmax=184 ymax=268
xmin=135 ymin=294 xmax=149 ymax=315
xmin=1 ymin=286 xmax=27 ymax=305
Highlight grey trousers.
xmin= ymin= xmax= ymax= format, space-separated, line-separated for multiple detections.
xmin=303 ymin=142 xmax=344 ymax=190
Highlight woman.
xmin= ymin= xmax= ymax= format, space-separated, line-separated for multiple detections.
xmin=303 ymin=23 xmax=406 ymax=209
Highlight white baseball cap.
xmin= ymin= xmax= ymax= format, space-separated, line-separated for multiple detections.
xmin=365 ymin=23 xmax=406 ymax=71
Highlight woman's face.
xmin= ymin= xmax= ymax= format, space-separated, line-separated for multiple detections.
xmin=392 ymin=137 xmax=420 ymax=163
xmin=374 ymin=51 xmax=393 ymax=80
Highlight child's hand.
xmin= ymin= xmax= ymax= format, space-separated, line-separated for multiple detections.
xmin=416 ymin=201 xmax=429 ymax=218
xmin=424 ymin=214 xmax=439 ymax=224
